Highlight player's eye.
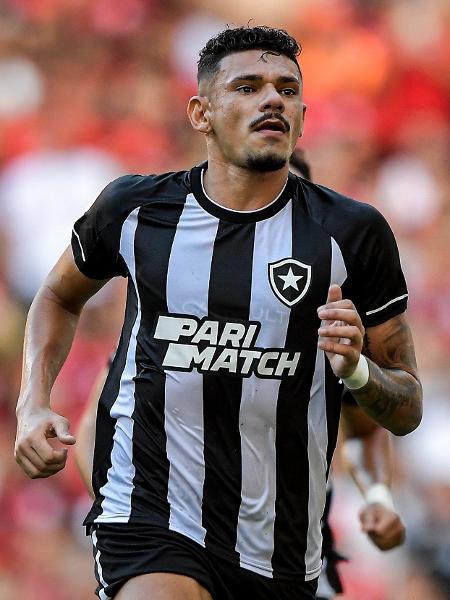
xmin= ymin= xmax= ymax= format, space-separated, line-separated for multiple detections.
xmin=237 ymin=86 xmax=255 ymax=94
xmin=281 ymin=88 xmax=297 ymax=96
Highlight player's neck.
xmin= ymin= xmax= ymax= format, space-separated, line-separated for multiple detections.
xmin=203 ymin=157 xmax=290 ymax=212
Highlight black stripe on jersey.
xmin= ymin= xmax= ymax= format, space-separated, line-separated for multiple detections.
xmin=272 ymin=194 xmax=333 ymax=576
xmin=202 ymin=220 xmax=255 ymax=560
xmin=86 ymin=278 xmax=138 ymax=526
xmin=129 ymin=200 xmax=187 ymax=524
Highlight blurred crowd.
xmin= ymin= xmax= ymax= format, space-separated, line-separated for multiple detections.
xmin=0 ymin=0 xmax=448 ymax=598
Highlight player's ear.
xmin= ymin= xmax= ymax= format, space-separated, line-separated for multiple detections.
xmin=187 ymin=96 xmax=212 ymax=134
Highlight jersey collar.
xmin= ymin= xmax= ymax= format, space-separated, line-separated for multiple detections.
xmin=190 ymin=162 xmax=297 ymax=223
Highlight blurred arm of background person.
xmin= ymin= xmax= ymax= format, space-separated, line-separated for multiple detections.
xmin=341 ymin=398 xmax=406 ymax=551
xmin=75 ymin=366 xmax=108 ymax=499
xmin=15 ymin=248 xmax=108 ymax=479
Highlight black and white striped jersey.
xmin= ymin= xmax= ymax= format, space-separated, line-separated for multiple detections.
xmin=72 ymin=164 xmax=408 ymax=582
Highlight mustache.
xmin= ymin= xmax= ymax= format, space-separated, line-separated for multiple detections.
xmin=249 ymin=112 xmax=290 ymax=132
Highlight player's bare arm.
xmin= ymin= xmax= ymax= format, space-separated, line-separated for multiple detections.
xmin=318 ymin=284 xmax=422 ymax=436
xmin=355 ymin=315 xmax=421 ymax=434
xmin=341 ymin=404 xmax=392 ymax=490
xmin=341 ymin=404 xmax=406 ymax=550
xmin=15 ymin=247 xmax=108 ymax=479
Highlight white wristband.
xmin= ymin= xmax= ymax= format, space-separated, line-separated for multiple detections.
xmin=341 ymin=355 xmax=369 ymax=390
xmin=365 ymin=483 xmax=395 ymax=511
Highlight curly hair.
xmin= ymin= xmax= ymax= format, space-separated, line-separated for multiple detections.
xmin=197 ymin=25 xmax=301 ymax=85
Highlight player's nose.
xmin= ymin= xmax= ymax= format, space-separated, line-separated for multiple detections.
xmin=258 ymin=84 xmax=285 ymax=113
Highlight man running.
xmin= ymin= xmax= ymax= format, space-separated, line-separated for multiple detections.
xmin=15 ymin=25 xmax=421 ymax=600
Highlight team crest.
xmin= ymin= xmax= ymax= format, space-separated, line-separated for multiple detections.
xmin=268 ymin=258 xmax=312 ymax=307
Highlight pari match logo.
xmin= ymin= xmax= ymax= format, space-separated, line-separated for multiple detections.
xmin=153 ymin=315 xmax=301 ymax=379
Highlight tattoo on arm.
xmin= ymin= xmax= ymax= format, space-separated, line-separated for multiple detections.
xmin=351 ymin=315 xmax=422 ymax=435
xmin=363 ymin=332 xmax=373 ymax=361
xmin=361 ymin=363 xmax=417 ymax=418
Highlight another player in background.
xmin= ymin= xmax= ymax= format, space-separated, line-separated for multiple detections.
xmin=16 ymin=26 xmax=421 ymax=600
xmin=74 ymin=150 xmax=405 ymax=600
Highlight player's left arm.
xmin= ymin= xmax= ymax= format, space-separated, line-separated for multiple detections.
xmin=318 ymin=284 xmax=422 ymax=436
xmin=341 ymin=404 xmax=406 ymax=550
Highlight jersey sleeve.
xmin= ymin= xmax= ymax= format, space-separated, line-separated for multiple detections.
xmin=71 ymin=175 xmax=139 ymax=279
xmin=347 ymin=207 xmax=408 ymax=328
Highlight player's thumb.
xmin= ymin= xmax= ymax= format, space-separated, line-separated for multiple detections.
xmin=326 ymin=284 xmax=342 ymax=304
xmin=53 ymin=418 xmax=76 ymax=445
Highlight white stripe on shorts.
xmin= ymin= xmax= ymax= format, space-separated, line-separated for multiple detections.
xmin=91 ymin=529 xmax=112 ymax=600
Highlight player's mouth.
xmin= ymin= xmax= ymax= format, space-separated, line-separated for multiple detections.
xmin=252 ymin=118 xmax=289 ymax=137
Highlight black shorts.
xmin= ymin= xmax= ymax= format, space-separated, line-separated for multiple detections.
xmin=89 ymin=523 xmax=319 ymax=600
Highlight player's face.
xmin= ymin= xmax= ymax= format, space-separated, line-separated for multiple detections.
xmin=206 ymin=50 xmax=306 ymax=172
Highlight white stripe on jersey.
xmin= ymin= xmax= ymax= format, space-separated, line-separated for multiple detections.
xmin=304 ymin=237 xmax=347 ymax=578
xmin=97 ymin=207 xmax=141 ymax=522
xmin=330 ymin=237 xmax=347 ymax=292
xmin=165 ymin=192 xmax=219 ymax=544
xmin=235 ymin=200 xmax=293 ymax=577
xmin=305 ymin=346 xmax=327 ymax=579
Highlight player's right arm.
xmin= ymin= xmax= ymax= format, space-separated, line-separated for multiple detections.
xmin=15 ymin=247 xmax=108 ymax=479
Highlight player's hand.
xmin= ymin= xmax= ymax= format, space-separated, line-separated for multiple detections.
xmin=359 ymin=503 xmax=406 ymax=551
xmin=317 ymin=284 xmax=365 ymax=379
xmin=15 ymin=406 xmax=76 ymax=479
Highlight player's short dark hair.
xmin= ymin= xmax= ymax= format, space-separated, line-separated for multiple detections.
xmin=197 ymin=26 xmax=301 ymax=85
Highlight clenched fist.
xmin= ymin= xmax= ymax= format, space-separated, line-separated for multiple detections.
xmin=360 ymin=503 xmax=406 ymax=551
xmin=15 ymin=407 xmax=76 ymax=479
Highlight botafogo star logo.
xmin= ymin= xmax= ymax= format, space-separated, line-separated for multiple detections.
xmin=268 ymin=258 xmax=312 ymax=307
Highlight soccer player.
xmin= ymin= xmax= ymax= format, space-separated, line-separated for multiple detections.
xmin=73 ymin=151 xmax=406 ymax=599
xmin=15 ymin=26 xmax=421 ymax=600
